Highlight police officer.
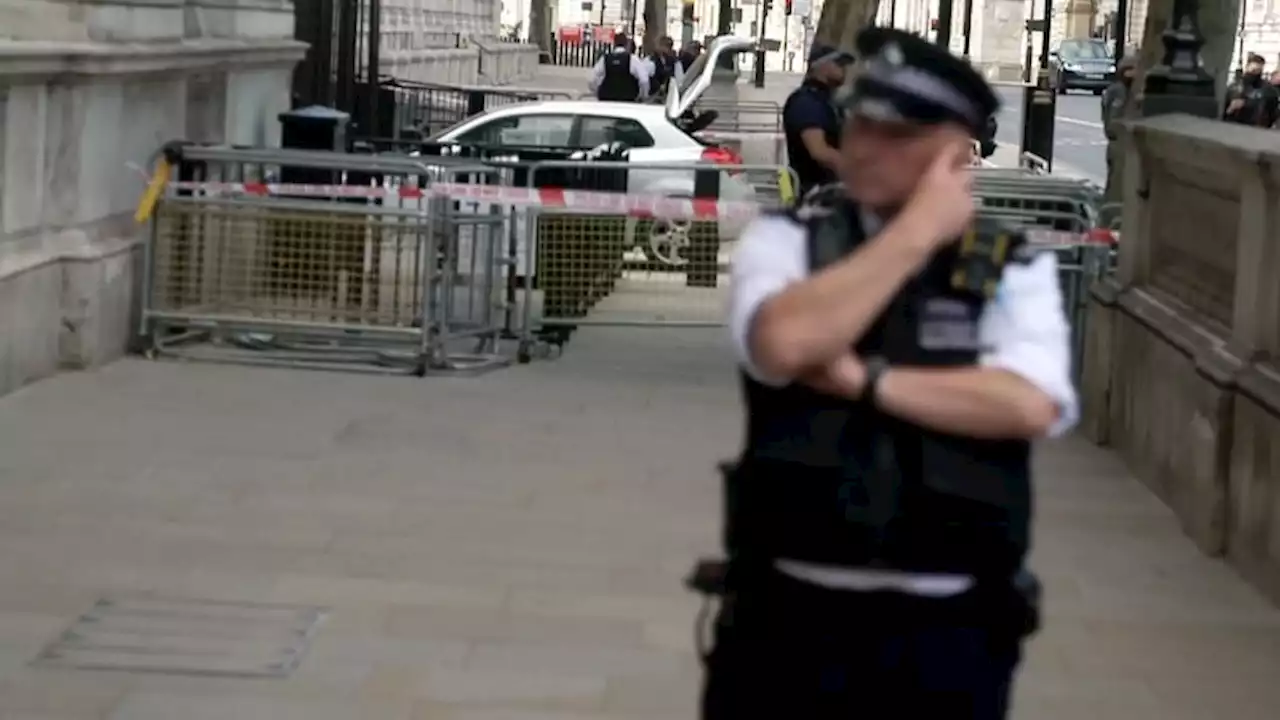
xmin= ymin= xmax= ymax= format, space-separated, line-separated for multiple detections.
xmin=783 ymin=44 xmax=855 ymax=196
xmin=677 ymin=40 xmax=702 ymax=75
xmin=700 ymin=27 xmax=1078 ymax=719
xmin=645 ymin=36 xmax=683 ymax=97
xmin=589 ymin=33 xmax=649 ymax=102
xmin=1101 ymin=55 xmax=1136 ymax=200
xmin=1224 ymin=53 xmax=1280 ymax=127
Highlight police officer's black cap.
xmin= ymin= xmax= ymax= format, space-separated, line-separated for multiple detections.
xmin=808 ymin=43 xmax=855 ymax=68
xmin=846 ymin=27 xmax=999 ymax=137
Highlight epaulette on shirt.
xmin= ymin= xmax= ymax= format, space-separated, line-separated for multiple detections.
xmin=969 ymin=216 xmax=1037 ymax=265
xmin=951 ymin=218 xmax=1035 ymax=299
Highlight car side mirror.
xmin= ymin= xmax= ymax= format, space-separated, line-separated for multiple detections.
xmin=1048 ymin=51 xmax=1059 ymax=60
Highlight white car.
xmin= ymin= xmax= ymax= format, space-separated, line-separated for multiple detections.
xmin=429 ymin=36 xmax=760 ymax=265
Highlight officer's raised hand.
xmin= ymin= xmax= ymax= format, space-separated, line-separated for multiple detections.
xmin=903 ymin=142 xmax=976 ymax=246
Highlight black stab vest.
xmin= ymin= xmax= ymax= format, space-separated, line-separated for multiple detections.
xmin=731 ymin=201 xmax=1033 ymax=579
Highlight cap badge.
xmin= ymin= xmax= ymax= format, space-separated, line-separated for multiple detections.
xmin=882 ymin=42 xmax=905 ymax=67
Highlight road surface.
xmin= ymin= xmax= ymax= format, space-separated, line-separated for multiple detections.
xmin=993 ymin=85 xmax=1108 ymax=184
xmin=529 ymin=67 xmax=1111 ymax=185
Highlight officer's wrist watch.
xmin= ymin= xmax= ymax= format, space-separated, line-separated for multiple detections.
xmin=861 ymin=356 xmax=889 ymax=405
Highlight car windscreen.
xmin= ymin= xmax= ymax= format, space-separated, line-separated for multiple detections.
xmin=1060 ymin=41 xmax=1111 ymax=61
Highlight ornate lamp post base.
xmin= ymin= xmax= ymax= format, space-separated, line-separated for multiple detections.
xmin=1141 ymin=0 xmax=1218 ymax=118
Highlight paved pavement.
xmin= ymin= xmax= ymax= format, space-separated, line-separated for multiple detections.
xmin=1 ymin=325 xmax=1279 ymax=719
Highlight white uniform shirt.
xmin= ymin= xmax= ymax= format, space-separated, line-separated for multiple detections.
xmin=588 ymin=48 xmax=650 ymax=98
xmin=728 ymin=212 xmax=1079 ymax=596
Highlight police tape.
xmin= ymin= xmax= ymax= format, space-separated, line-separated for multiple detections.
xmin=159 ymin=180 xmax=1118 ymax=247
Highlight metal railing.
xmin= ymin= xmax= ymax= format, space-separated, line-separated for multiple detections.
xmin=358 ymin=78 xmax=576 ymax=141
xmin=543 ymin=40 xmax=612 ymax=67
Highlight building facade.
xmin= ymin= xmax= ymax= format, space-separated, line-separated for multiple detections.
xmin=0 ymin=0 xmax=305 ymax=397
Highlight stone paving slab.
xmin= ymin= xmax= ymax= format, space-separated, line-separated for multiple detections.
xmin=0 ymin=326 xmax=1278 ymax=719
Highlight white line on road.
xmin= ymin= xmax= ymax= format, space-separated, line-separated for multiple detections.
xmin=1058 ymin=116 xmax=1105 ymax=130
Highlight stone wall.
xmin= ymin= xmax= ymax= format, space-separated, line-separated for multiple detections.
xmin=0 ymin=1 xmax=304 ymax=397
xmin=378 ymin=0 xmax=539 ymax=84
xmin=1080 ymin=114 xmax=1280 ymax=603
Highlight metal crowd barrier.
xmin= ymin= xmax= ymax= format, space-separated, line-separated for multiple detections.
xmin=139 ymin=145 xmax=514 ymax=375
xmin=971 ymin=165 xmax=1115 ymax=378
xmin=135 ymin=142 xmax=1113 ymax=377
xmin=690 ymin=100 xmax=787 ymax=201
xmin=455 ymin=159 xmax=797 ymax=361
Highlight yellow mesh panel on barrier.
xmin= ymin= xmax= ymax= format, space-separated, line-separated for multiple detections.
xmin=150 ymin=202 xmax=427 ymax=327
xmin=534 ymin=213 xmax=728 ymax=326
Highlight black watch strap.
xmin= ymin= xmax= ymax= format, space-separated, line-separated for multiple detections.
xmin=862 ymin=356 xmax=888 ymax=405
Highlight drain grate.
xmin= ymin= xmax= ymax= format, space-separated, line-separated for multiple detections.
xmin=33 ymin=596 xmax=326 ymax=678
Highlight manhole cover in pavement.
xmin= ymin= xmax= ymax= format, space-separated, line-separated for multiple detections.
xmin=33 ymin=596 xmax=326 ymax=678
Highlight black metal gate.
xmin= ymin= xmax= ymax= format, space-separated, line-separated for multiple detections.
xmin=291 ymin=0 xmax=383 ymax=137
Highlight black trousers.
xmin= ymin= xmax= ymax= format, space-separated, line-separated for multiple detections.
xmin=701 ymin=569 xmax=1026 ymax=720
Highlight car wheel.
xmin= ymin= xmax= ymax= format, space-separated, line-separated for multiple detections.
xmin=1057 ymin=82 xmax=1067 ymax=95
xmin=634 ymin=216 xmax=693 ymax=267
xmin=1093 ymin=88 xmax=1104 ymax=96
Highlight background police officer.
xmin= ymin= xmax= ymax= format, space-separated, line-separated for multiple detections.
xmin=644 ymin=36 xmax=683 ymax=97
xmin=1225 ymin=53 xmax=1280 ymax=127
xmin=589 ymin=33 xmax=649 ymax=102
xmin=703 ymin=27 xmax=1078 ymax=719
xmin=783 ymin=44 xmax=854 ymax=196
xmin=1101 ymin=55 xmax=1136 ymax=200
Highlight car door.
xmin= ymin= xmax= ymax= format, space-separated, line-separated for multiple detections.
xmin=665 ymin=35 xmax=757 ymax=121
xmin=577 ymin=115 xmax=673 ymax=194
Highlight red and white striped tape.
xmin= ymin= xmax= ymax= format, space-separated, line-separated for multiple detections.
xmin=163 ymin=180 xmax=1117 ymax=247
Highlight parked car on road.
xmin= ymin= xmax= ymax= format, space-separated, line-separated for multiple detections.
xmin=1049 ymin=39 xmax=1116 ymax=95
xmin=430 ymin=36 xmax=760 ymax=266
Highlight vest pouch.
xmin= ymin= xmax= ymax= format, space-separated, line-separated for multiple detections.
xmin=908 ymin=434 xmax=1030 ymax=575
xmin=728 ymin=456 xmax=883 ymax=567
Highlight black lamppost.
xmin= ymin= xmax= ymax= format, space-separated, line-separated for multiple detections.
xmin=1113 ymin=0 xmax=1129 ymax=60
xmin=1140 ymin=0 xmax=1217 ymax=118
xmin=1019 ymin=3 xmax=1057 ymax=170
xmin=961 ymin=0 xmax=974 ymax=57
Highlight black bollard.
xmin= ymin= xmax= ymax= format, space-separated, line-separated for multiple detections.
xmin=1020 ymin=74 xmax=1056 ymax=171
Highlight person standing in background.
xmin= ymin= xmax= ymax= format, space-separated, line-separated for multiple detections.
xmin=782 ymin=44 xmax=855 ymax=196
xmin=589 ymin=33 xmax=649 ymax=102
xmin=644 ymin=36 xmax=684 ymax=97
xmin=1224 ymin=54 xmax=1279 ymax=127
xmin=678 ymin=40 xmax=703 ymax=75
xmin=1101 ymin=55 xmax=1136 ymax=200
